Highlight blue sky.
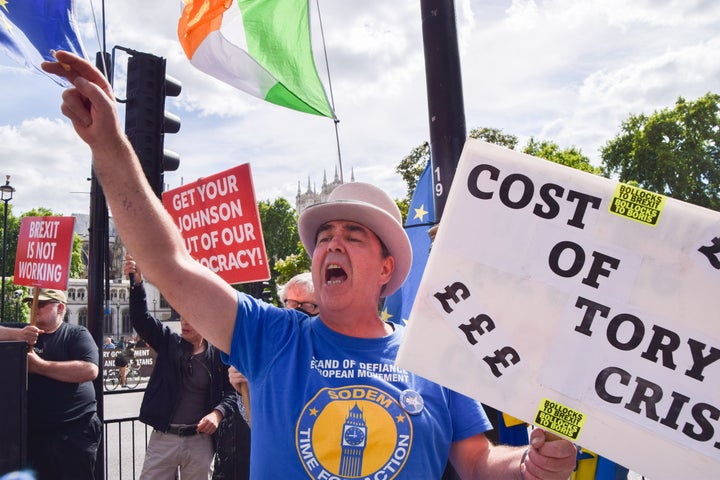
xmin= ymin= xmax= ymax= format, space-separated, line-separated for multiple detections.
xmin=1 ymin=0 xmax=719 ymax=216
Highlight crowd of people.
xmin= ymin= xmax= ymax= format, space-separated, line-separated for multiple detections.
xmin=1 ymin=50 xmax=580 ymax=479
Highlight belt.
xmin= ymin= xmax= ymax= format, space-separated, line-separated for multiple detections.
xmin=164 ymin=424 xmax=198 ymax=436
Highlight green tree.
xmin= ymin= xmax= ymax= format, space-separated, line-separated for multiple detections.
xmin=18 ymin=208 xmax=84 ymax=278
xmin=0 ymin=207 xmax=84 ymax=322
xmin=0 ymin=203 xmax=21 ymax=280
xmin=600 ymin=92 xmax=720 ymax=211
xmin=237 ymin=198 xmax=306 ymax=304
xmin=273 ymin=248 xmax=312 ymax=286
xmin=395 ymin=127 xmax=519 ymax=215
xmin=396 ymin=142 xmax=430 ymax=201
xmin=523 ymin=138 xmax=600 ymax=174
xmin=257 ymin=198 xmax=299 ymax=266
xmin=468 ymin=127 xmax=518 ymax=150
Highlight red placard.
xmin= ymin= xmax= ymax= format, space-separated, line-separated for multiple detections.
xmin=14 ymin=216 xmax=76 ymax=290
xmin=162 ymin=163 xmax=270 ymax=285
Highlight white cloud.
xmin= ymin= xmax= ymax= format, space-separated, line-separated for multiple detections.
xmin=1 ymin=0 xmax=719 ymax=216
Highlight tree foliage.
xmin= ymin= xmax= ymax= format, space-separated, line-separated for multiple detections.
xmin=523 ymin=138 xmax=600 ymax=174
xmin=395 ymin=142 xmax=430 ymax=207
xmin=0 ymin=203 xmax=21 ymax=280
xmin=273 ymin=248 xmax=312 ymax=286
xmin=257 ymin=198 xmax=299 ymax=266
xmin=468 ymin=127 xmax=518 ymax=150
xmin=0 ymin=207 xmax=85 ymax=322
xmin=236 ymin=197 xmax=307 ymax=304
xmin=395 ymin=127 xmax=596 ymax=216
xmin=601 ymin=92 xmax=720 ymax=211
xmin=395 ymin=128 xmax=520 ymax=212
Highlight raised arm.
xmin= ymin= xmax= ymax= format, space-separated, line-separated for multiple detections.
xmin=42 ymin=51 xmax=236 ymax=353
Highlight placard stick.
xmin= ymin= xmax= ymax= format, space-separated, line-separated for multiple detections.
xmin=28 ymin=289 xmax=39 ymax=352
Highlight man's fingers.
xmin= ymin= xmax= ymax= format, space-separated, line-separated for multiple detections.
xmin=529 ymin=428 xmax=576 ymax=455
xmin=59 ymin=89 xmax=93 ymax=128
xmin=46 ymin=51 xmax=108 ymax=86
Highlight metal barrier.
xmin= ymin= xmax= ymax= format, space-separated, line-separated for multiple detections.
xmin=103 ymin=415 xmax=150 ymax=480
xmin=102 ymin=387 xmax=150 ymax=480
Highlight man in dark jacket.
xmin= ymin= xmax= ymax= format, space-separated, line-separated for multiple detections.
xmin=125 ymin=257 xmax=236 ymax=479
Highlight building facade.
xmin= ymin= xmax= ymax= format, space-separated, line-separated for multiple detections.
xmin=295 ymin=167 xmax=353 ymax=213
xmin=56 ymin=213 xmax=173 ymax=340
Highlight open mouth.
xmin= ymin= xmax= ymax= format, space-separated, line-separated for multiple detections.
xmin=325 ymin=263 xmax=348 ymax=284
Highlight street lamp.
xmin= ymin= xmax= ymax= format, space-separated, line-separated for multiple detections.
xmin=152 ymin=298 xmax=157 ymax=318
xmin=1 ymin=175 xmax=15 ymax=322
xmin=13 ymin=289 xmax=22 ymax=322
xmin=116 ymin=303 xmax=121 ymax=336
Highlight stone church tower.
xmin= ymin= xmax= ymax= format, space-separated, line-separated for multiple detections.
xmin=295 ymin=166 xmax=354 ymax=213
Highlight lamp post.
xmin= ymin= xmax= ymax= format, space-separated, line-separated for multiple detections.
xmin=116 ymin=303 xmax=121 ymax=337
xmin=152 ymin=298 xmax=157 ymax=318
xmin=13 ymin=289 xmax=22 ymax=322
xmin=1 ymin=175 xmax=15 ymax=323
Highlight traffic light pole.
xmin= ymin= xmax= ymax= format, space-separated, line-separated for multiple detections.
xmin=420 ymin=0 xmax=466 ymax=221
xmin=119 ymin=47 xmax=182 ymax=198
xmin=89 ymin=51 xmax=111 ymax=480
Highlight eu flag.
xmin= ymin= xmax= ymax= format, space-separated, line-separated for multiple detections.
xmin=382 ymin=161 xmax=436 ymax=325
xmin=0 ymin=0 xmax=87 ymax=85
xmin=382 ymin=160 xmax=530 ymax=448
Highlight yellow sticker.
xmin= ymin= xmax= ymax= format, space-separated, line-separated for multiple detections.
xmin=609 ymin=183 xmax=666 ymax=226
xmin=534 ymin=398 xmax=586 ymax=440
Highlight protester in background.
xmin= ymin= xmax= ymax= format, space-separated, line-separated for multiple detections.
xmin=213 ymin=273 xmax=316 ymax=479
xmin=45 ymin=50 xmax=577 ymax=480
xmin=212 ymin=365 xmax=251 ymax=480
xmin=103 ymin=337 xmax=116 ymax=349
xmin=0 ymin=289 xmax=101 ymax=480
xmin=124 ymin=256 xmax=236 ymax=479
xmin=276 ymin=271 xmax=319 ymax=315
xmin=113 ymin=341 xmax=135 ymax=388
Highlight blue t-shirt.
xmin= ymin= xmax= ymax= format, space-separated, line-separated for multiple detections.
xmin=223 ymin=292 xmax=491 ymax=479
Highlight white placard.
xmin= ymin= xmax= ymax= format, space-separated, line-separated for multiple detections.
xmin=397 ymin=139 xmax=720 ymax=480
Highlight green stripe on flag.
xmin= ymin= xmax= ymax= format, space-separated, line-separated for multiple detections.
xmin=239 ymin=0 xmax=334 ymax=118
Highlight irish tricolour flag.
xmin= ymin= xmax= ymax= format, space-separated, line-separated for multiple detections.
xmin=179 ymin=0 xmax=335 ymax=118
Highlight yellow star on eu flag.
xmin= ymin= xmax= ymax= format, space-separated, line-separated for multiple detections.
xmin=413 ymin=204 xmax=428 ymax=221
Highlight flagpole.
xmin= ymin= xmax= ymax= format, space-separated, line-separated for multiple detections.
xmin=88 ymin=2 xmax=111 ymax=478
xmin=313 ymin=0 xmax=344 ymax=182
xmin=419 ymin=0 xmax=466 ymax=221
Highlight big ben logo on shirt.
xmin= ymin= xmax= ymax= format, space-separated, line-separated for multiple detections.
xmin=296 ymin=385 xmax=413 ymax=479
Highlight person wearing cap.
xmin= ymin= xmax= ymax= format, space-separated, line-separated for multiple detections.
xmin=277 ymin=272 xmax=319 ymax=315
xmin=43 ymin=51 xmax=577 ymax=479
xmin=1 ymin=288 xmax=101 ymax=480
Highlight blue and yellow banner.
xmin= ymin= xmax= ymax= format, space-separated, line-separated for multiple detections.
xmin=382 ymin=161 xmax=436 ymax=325
xmin=0 ymin=0 xmax=87 ymax=84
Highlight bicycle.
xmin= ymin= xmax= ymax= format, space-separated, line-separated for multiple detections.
xmin=104 ymin=359 xmax=141 ymax=390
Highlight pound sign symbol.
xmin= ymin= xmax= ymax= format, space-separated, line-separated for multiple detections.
xmin=458 ymin=313 xmax=496 ymax=345
xmin=483 ymin=347 xmax=521 ymax=378
xmin=433 ymin=282 xmax=471 ymax=314
xmin=698 ymin=236 xmax=720 ymax=270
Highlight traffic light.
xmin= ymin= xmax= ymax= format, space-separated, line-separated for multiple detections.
xmin=124 ymin=50 xmax=182 ymax=197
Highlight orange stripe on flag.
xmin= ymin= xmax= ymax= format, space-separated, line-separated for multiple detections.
xmin=178 ymin=0 xmax=233 ymax=59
